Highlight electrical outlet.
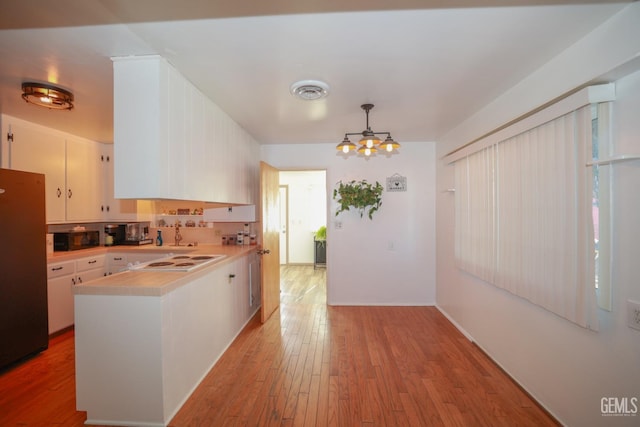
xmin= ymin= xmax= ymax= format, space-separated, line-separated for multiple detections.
xmin=627 ymin=300 xmax=640 ymax=331
xmin=334 ymin=221 xmax=342 ymax=230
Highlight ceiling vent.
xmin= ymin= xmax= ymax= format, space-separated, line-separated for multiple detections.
xmin=290 ymin=80 xmax=329 ymax=101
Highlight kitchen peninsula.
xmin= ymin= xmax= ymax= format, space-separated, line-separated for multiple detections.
xmin=73 ymin=244 xmax=260 ymax=427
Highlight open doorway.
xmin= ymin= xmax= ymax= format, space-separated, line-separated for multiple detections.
xmin=278 ymin=170 xmax=327 ymax=266
xmin=278 ymin=170 xmax=327 ymax=304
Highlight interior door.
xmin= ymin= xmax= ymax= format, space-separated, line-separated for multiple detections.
xmin=259 ymin=161 xmax=280 ymax=323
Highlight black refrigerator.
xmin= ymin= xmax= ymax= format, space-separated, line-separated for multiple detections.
xmin=0 ymin=168 xmax=48 ymax=370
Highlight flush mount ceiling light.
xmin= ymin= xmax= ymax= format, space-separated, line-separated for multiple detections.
xmin=337 ymin=104 xmax=400 ymax=157
xmin=290 ymin=79 xmax=329 ymax=101
xmin=21 ymin=82 xmax=74 ymax=110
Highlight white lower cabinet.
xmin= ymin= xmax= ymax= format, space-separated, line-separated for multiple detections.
xmin=75 ymin=252 xmax=260 ymax=425
xmin=106 ymin=253 xmax=128 ymax=275
xmin=47 ymin=255 xmax=106 ymax=334
xmin=47 ymin=260 xmax=76 ymax=334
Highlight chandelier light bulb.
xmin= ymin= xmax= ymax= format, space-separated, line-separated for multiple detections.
xmin=342 ymin=145 xmax=350 ymax=154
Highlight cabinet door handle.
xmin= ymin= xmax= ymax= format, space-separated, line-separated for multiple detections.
xmin=68 ymin=188 xmax=72 ymax=199
xmin=257 ymin=248 xmax=270 ymax=255
xmin=57 ymin=188 xmax=62 ymax=198
xmin=72 ymin=278 xmax=76 ymax=285
xmin=88 ymin=260 xmax=97 ymax=264
xmin=114 ymin=257 xmax=123 ymax=261
xmin=51 ymin=266 xmax=63 ymax=271
xmin=77 ymin=276 xmax=83 ymax=284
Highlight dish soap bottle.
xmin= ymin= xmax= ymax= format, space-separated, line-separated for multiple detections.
xmin=156 ymin=230 xmax=163 ymax=246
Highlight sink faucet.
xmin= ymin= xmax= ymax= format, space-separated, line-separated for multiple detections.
xmin=174 ymin=223 xmax=183 ymax=246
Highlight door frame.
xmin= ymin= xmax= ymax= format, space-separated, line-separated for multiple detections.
xmin=279 ymin=184 xmax=289 ymax=266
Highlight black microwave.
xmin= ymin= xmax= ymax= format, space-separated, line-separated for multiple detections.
xmin=53 ymin=230 xmax=100 ymax=251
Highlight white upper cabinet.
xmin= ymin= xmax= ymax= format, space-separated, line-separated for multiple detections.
xmin=65 ymin=137 xmax=103 ymax=222
xmin=1 ymin=116 xmax=67 ymax=222
xmin=203 ymin=205 xmax=256 ymax=223
xmin=1 ymin=115 xmax=104 ymax=223
xmin=112 ymin=55 xmax=259 ymax=204
xmin=102 ymin=144 xmax=139 ymax=221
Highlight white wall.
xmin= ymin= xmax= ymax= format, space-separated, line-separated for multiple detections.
xmin=262 ymin=142 xmax=436 ymax=305
xmin=279 ymin=171 xmax=327 ymax=264
xmin=435 ymin=4 xmax=640 ymax=426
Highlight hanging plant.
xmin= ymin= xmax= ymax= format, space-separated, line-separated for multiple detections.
xmin=333 ymin=180 xmax=383 ymax=219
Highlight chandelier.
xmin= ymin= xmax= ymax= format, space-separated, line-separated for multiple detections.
xmin=336 ymin=103 xmax=399 ymax=157
xmin=21 ymin=82 xmax=74 ymax=110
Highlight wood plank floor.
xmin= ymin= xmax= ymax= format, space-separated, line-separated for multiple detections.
xmin=0 ymin=265 xmax=558 ymax=426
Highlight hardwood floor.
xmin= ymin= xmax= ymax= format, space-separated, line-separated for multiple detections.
xmin=0 ymin=330 xmax=87 ymax=426
xmin=0 ymin=265 xmax=558 ymax=426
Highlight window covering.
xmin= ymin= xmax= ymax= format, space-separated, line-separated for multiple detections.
xmin=454 ymin=105 xmax=599 ymax=331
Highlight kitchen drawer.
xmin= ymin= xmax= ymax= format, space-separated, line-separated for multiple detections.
xmin=108 ymin=253 xmax=129 ymax=266
xmin=47 ymin=260 xmax=75 ymax=279
xmin=76 ymin=255 xmax=105 ymax=272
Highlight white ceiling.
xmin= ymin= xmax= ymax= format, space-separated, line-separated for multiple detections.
xmin=0 ymin=1 xmax=631 ymax=145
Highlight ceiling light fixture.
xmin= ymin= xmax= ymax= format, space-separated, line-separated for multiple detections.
xmin=337 ymin=104 xmax=399 ymax=157
xmin=290 ymin=79 xmax=329 ymax=101
xmin=21 ymin=82 xmax=74 ymax=110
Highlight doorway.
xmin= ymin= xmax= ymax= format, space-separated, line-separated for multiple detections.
xmin=278 ymin=170 xmax=327 ymax=266
xmin=278 ymin=170 xmax=327 ymax=303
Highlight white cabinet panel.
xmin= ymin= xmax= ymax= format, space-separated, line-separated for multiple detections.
xmin=47 ymin=260 xmax=75 ymax=279
xmin=76 ymin=267 xmax=105 ymax=285
xmin=203 ymin=205 xmax=256 ymax=222
xmin=102 ymin=144 xmax=139 ymax=221
xmin=47 ymin=255 xmax=107 ymax=333
xmin=76 ymin=255 xmax=106 ymax=272
xmin=2 ymin=116 xmax=66 ymax=222
xmin=66 ymin=137 xmax=103 ymax=222
xmin=48 ymin=274 xmax=75 ymax=334
xmin=106 ymin=253 xmax=128 ymax=275
xmin=75 ymin=251 xmax=260 ymax=424
xmin=112 ymin=55 xmax=259 ymax=204
xmin=1 ymin=115 xmax=105 ymax=223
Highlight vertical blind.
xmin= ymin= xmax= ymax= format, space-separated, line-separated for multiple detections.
xmin=454 ymin=105 xmax=599 ymax=330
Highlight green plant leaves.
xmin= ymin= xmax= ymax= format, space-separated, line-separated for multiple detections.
xmin=333 ymin=180 xmax=383 ymax=219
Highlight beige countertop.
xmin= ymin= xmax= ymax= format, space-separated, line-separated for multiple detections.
xmin=47 ymin=243 xmax=197 ymax=263
xmin=66 ymin=244 xmax=258 ymax=297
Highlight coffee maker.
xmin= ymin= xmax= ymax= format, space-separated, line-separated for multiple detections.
xmin=104 ymin=224 xmax=126 ymax=246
